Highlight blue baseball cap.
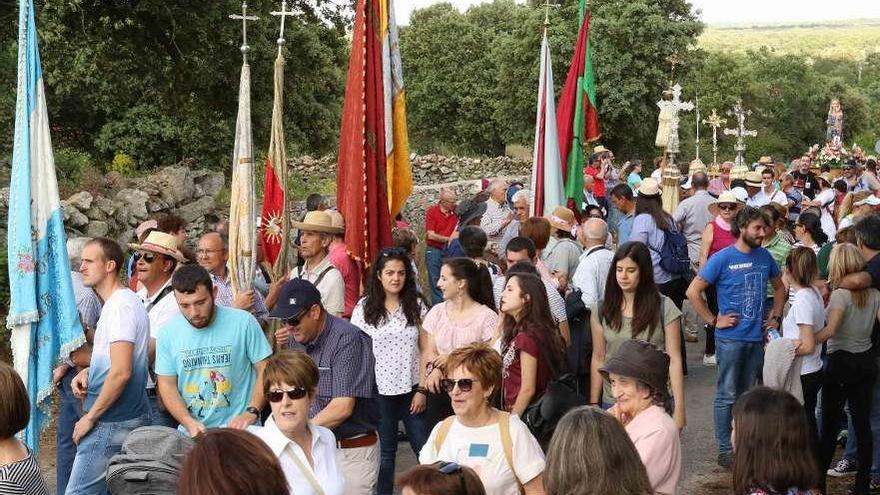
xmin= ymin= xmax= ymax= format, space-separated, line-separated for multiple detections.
xmin=268 ymin=278 xmax=322 ymax=319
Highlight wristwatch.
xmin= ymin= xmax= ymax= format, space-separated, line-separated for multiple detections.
xmin=245 ymin=406 xmax=260 ymax=417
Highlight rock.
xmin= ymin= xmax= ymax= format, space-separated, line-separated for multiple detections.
xmin=63 ymin=206 xmax=89 ymax=228
xmin=149 ymin=166 xmax=194 ymax=207
xmin=193 ymin=171 xmax=224 ymax=198
xmin=176 ymin=196 xmax=215 ymax=223
xmin=84 ymin=205 xmax=107 ymax=221
xmin=85 ymin=221 xmax=109 ymax=237
xmin=116 ymin=188 xmax=150 ymax=221
xmin=0 ymin=187 xmax=9 ymax=212
xmin=92 ymin=196 xmax=117 ymax=217
xmin=65 ymin=191 xmax=93 ymax=210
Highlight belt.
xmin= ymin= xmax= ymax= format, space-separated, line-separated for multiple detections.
xmin=337 ymin=432 xmax=377 ymax=449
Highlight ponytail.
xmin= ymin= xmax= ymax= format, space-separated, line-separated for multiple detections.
xmin=443 ymin=258 xmax=497 ymax=312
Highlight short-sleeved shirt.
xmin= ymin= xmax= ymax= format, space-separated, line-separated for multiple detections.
xmin=425 ymin=204 xmax=458 ymax=249
xmin=542 ymin=237 xmax=582 ymax=277
xmin=287 ymin=315 xmax=379 ymax=439
xmin=492 ymin=277 xmax=566 ymax=324
xmin=327 ymin=243 xmax=361 ymax=318
xmin=584 ymin=165 xmax=606 ymax=197
xmin=290 ymin=257 xmax=345 ymax=317
xmin=625 ymin=405 xmax=681 ymax=495
xmin=630 ymin=213 xmax=672 ymax=284
xmin=763 ymin=233 xmax=792 ymax=298
xmin=86 ymin=288 xmax=150 ymax=422
xmin=698 ymin=245 xmax=781 ymax=342
xmin=137 ymin=278 xmax=181 ymax=388
xmin=747 ymin=187 xmax=788 ymax=208
xmin=627 ymin=172 xmax=642 ymax=191
xmin=791 ymin=170 xmax=817 ymax=199
xmin=423 ymin=302 xmax=499 ymax=355
xmin=617 ymin=212 xmax=635 ymax=244
xmin=827 ymin=288 xmax=880 ymax=354
xmin=501 ymin=332 xmax=554 ymax=411
xmin=419 ymin=414 xmax=545 ymax=495
xmin=350 ymin=299 xmax=427 ymax=396
xmin=781 ymin=288 xmax=825 ymax=375
xmin=155 ymin=305 xmax=272 ymax=429
xmin=673 ymin=190 xmax=715 ymax=265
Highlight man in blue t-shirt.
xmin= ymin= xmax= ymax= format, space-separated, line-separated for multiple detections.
xmin=687 ymin=207 xmax=785 ymax=468
xmin=155 ymin=265 xmax=272 ymax=438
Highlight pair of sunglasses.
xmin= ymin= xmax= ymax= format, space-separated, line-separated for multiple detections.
xmin=283 ymin=310 xmax=308 ymax=328
xmin=266 ymin=387 xmax=308 ymax=403
xmin=133 ymin=252 xmax=157 ymax=263
xmin=440 ymin=378 xmax=480 ymax=393
xmin=380 ymin=247 xmax=407 ymax=257
xmin=718 ymin=204 xmax=737 ymax=211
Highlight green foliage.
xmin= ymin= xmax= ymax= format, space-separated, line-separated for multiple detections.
xmin=109 ymin=152 xmax=137 ymax=176
xmin=54 ymin=147 xmax=92 ymax=182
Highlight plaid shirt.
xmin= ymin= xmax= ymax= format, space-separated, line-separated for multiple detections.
xmin=210 ymin=269 xmax=268 ymax=320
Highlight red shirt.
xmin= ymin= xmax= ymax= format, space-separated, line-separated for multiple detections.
xmin=328 ymin=243 xmax=361 ymax=318
xmin=502 ymin=331 xmax=553 ymax=412
xmin=425 ymin=204 xmax=458 ymax=249
xmin=584 ymin=165 xmax=606 ymax=198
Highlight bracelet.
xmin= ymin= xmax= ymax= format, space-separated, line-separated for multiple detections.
xmin=413 ymin=386 xmax=429 ymax=396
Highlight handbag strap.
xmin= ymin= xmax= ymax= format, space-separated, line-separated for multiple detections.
xmin=285 ymin=444 xmax=326 ymax=495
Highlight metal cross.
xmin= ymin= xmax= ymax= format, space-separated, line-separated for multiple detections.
xmin=541 ymin=0 xmax=558 ymax=31
xmin=271 ymin=0 xmax=297 ymax=55
xmin=666 ymin=53 xmax=683 ymax=89
xmin=230 ymin=2 xmax=260 ymax=63
xmin=657 ymin=83 xmax=694 ymax=165
xmin=694 ymin=97 xmax=701 ymax=162
xmin=703 ymin=108 xmax=727 ymax=166
xmin=723 ymin=100 xmax=757 ymax=167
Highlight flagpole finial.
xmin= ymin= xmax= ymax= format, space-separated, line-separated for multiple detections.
xmin=230 ymin=1 xmax=260 ymax=62
xmin=271 ymin=0 xmax=297 ymax=56
xmin=541 ymin=0 xmax=557 ymax=31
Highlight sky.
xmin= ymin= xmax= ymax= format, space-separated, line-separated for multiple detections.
xmin=394 ymin=0 xmax=880 ymax=25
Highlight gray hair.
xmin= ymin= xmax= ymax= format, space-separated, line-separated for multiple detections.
xmin=583 ymin=218 xmax=607 ymax=241
xmin=691 ymin=172 xmax=709 ymax=189
xmin=439 ymin=187 xmax=458 ymax=201
xmin=511 ymin=189 xmax=531 ymax=204
xmin=488 ymin=178 xmax=508 ymax=192
xmin=67 ymin=237 xmax=91 ymax=271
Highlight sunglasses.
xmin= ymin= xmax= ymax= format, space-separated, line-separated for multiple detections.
xmin=718 ymin=204 xmax=737 ymax=211
xmin=133 ymin=252 xmax=157 ymax=263
xmin=440 ymin=378 xmax=479 ymax=393
xmin=266 ymin=387 xmax=308 ymax=403
xmin=380 ymin=247 xmax=407 ymax=257
xmin=283 ymin=310 xmax=308 ymax=328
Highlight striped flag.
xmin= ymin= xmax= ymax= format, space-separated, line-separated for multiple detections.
xmin=529 ymin=31 xmax=564 ymax=218
xmin=228 ymin=60 xmax=256 ymax=294
xmin=7 ymin=0 xmax=84 ymax=452
xmin=259 ymin=54 xmax=290 ymax=280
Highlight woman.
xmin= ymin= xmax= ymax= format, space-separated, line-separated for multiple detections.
xmin=793 ymin=212 xmax=828 ymax=255
xmin=816 ymin=243 xmax=880 ymax=495
xmin=398 ymin=462 xmax=486 ymax=495
xmin=759 ymin=204 xmax=792 ymax=325
xmin=838 ymin=191 xmax=876 ymax=229
xmin=803 ymin=172 xmax=837 ymax=241
xmin=543 ymin=206 xmax=583 ymax=288
xmin=179 ymin=428 xmax=290 ymax=495
xmin=780 ymin=247 xmax=825 ymax=438
xmin=544 ymin=406 xmax=652 ymax=495
xmin=420 ymin=343 xmax=546 ymax=495
xmin=247 ymin=351 xmax=344 ymax=495
xmin=0 ymin=362 xmax=49 ymax=495
xmin=351 ymin=248 xmax=430 ymax=495
xmin=601 ymin=340 xmax=681 ymax=495
xmin=498 ymin=273 xmax=568 ymax=417
xmin=459 ymin=226 xmax=503 ymax=282
xmin=589 ymin=242 xmax=686 ymax=429
xmin=423 ymin=258 xmax=499 ymax=431
xmin=731 ymin=387 xmax=820 ymax=495
xmin=520 ymin=217 xmax=554 ymax=282
xmin=624 ymin=160 xmax=643 ymax=192
xmin=699 ymin=191 xmax=743 ymax=366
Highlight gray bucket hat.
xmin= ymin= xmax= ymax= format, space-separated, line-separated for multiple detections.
xmin=599 ymin=339 xmax=670 ymax=396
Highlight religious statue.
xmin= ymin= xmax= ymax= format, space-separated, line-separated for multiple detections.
xmin=826 ymin=98 xmax=843 ymax=145
xmin=655 ymin=105 xmax=672 ymax=148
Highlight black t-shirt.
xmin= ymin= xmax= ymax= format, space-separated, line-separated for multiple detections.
xmin=866 ymin=253 xmax=880 ymax=290
xmin=791 ymin=170 xmax=817 ymax=200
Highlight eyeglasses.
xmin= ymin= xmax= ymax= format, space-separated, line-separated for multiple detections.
xmin=133 ymin=252 xmax=157 ymax=263
xmin=718 ymin=204 xmax=737 ymax=211
xmin=196 ymin=248 xmax=224 ymax=256
xmin=440 ymin=378 xmax=479 ymax=393
xmin=435 ymin=462 xmax=467 ymax=492
xmin=283 ymin=310 xmax=308 ymax=328
xmin=266 ymin=387 xmax=308 ymax=403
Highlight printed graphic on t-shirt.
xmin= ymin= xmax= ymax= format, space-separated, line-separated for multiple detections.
xmin=180 ymin=346 xmax=234 ymax=419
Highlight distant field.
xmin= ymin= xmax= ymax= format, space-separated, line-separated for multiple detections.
xmin=698 ymin=18 xmax=880 ymax=60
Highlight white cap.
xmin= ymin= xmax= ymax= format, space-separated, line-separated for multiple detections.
xmin=731 ymin=187 xmax=749 ymax=203
xmin=855 ymin=195 xmax=880 ymax=207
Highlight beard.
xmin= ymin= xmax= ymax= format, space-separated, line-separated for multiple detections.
xmin=185 ymin=301 xmax=215 ymax=329
xmin=742 ymin=232 xmax=763 ymax=249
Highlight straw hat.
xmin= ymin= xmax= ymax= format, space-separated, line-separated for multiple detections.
xmin=637 ymin=177 xmax=661 ymax=197
xmin=547 ymin=206 xmax=576 ymax=233
xmin=709 ymin=191 xmax=743 ymax=217
xmin=817 ymin=172 xmax=834 ymax=188
xmin=744 ymin=171 xmax=763 ymax=188
xmin=593 ymin=145 xmax=610 ymax=154
xmin=135 ymin=219 xmax=158 ymax=239
xmin=689 ymin=158 xmax=706 ymax=175
xmin=129 ymin=231 xmax=186 ymax=262
xmin=758 ymin=156 xmax=772 ymax=165
xmin=324 ymin=209 xmax=345 ymax=232
xmin=293 ymin=210 xmax=344 ymax=234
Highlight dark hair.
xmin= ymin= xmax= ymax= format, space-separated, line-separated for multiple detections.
xmin=634 ymin=193 xmax=673 ymax=232
xmin=178 ymin=429 xmax=289 ymax=495
xmin=397 ymin=463 xmax=486 ymax=495
xmin=796 ymin=212 xmax=828 ymax=246
xmin=305 ymin=193 xmax=325 ymax=212
xmin=691 ymin=171 xmax=709 ymax=189
xmin=392 ymin=228 xmax=418 ymax=254
xmin=760 ymin=168 xmax=774 ymax=179
xmin=730 ymin=179 xmax=747 ymax=189
xmin=443 ymin=258 xmax=496 ymax=311
xmin=855 ymin=214 xmax=880 ymax=251
xmin=584 ymin=205 xmax=604 ymax=220
xmin=505 ymin=236 xmax=536 ymax=260
xmin=87 ymin=237 xmax=124 ymax=275
xmin=520 ymin=217 xmax=551 ymax=250
xmin=730 ymin=207 xmax=770 ymax=239
xmin=0 ymin=362 xmax=29 ymax=439
xmin=156 ymin=214 xmax=186 ymax=234
xmin=833 ymin=179 xmax=848 ymax=194
xmin=172 ymin=264 xmax=214 ymax=294
xmin=363 ymin=249 xmax=424 ymax=328
xmin=600 ymin=242 xmax=662 ymax=340
xmin=732 ymin=387 xmax=820 ymax=495
xmin=459 ymin=226 xmax=488 ymax=258
xmin=610 ymin=183 xmax=634 ymax=201
xmin=759 ymin=203 xmax=785 ymax=226
xmin=836 ymin=226 xmax=857 ymax=245
xmin=506 ymin=260 xmax=539 ymax=277
xmin=500 ymin=274 xmax=567 ymax=374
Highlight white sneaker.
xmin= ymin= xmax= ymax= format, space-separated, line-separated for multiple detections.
xmin=703 ymin=354 xmax=716 ymax=367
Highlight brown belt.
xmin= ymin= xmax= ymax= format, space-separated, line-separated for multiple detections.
xmin=337 ymin=432 xmax=378 ymax=449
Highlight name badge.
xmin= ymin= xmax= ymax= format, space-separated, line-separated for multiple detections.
xmin=469 ymin=443 xmax=489 ymax=458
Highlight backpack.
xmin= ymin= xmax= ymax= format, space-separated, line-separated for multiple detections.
xmin=107 ymin=426 xmax=195 ymax=494
xmin=650 ymin=223 xmax=691 ymax=276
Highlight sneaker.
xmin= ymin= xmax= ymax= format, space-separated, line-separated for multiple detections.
xmin=717 ymin=452 xmax=732 ymax=469
xmin=828 ymin=458 xmax=859 ymax=477
xmin=703 ymin=354 xmax=717 ymax=367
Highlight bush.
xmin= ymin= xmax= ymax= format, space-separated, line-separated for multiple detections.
xmin=109 ymin=152 xmax=137 ymax=176
xmin=54 ymin=147 xmax=92 ymax=182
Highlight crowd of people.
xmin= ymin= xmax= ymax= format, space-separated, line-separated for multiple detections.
xmin=5 ymin=148 xmax=880 ymax=495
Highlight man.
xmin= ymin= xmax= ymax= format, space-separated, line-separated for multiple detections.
xmin=708 ymin=161 xmax=734 ymax=196
xmin=67 ymin=238 xmax=151 ymax=495
xmin=792 ymin=156 xmax=818 ymax=200
xmin=480 ymin=178 xmax=513 ymax=253
xmin=280 ymin=210 xmax=346 ymax=317
xmin=498 ymin=188 xmax=530 ymax=256
xmin=272 ymin=278 xmax=379 ymax=494
xmin=156 ymin=213 xmax=194 ymax=262
xmin=155 ymin=264 xmax=272 ymax=437
xmin=609 ymin=183 xmax=636 ymax=244
xmin=196 ymin=231 xmax=268 ymax=319
xmin=746 ymin=169 xmax=786 ymax=208
xmin=132 ymin=231 xmax=184 ymax=427
xmin=686 ymin=207 xmax=785 ymax=468
xmin=584 ymin=152 xmax=608 ymax=210
xmin=495 ymin=237 xmax=570 ymax=344
xmin=571 ymin=218 xmax=614 ymax=308
xmin=582 ymin=174 xmax=600 ymax=210
xmin=424 ymin=187 xmax=458 ymax=304
xmin=325 ymin=210 xmax=361 ymax=318
xmin=674 ymin=172 xmax=714 ymax=272
xmin=838 ymin=159 xmax=880 ymax=193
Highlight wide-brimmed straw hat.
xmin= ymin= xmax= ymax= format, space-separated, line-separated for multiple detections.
xmin=593 ymin=145 xmax=610 ymax=154
xmin=129 ymin=231 xmax=186 ymax=262
xmin=637 ymin=177 xmax=661 ymax=197
xmin=292 ymin=210 xmax=344 ymax=234
xmin=817 ymin=172 xmax=834 ymax=188
xmin=324 ymin=209 xmax=345 ymax=232
xmin=709 ymin=191 xmax=743 ymax=217
xmin=546 ymin=206 xmax=576 ymax=233
xmin=758 ymin=156 xmax=772 ymax=165
xmin=599 ymin=340 xmax=670 ymax=398
xmin=744 ymin=171 xmax=763 ymax=188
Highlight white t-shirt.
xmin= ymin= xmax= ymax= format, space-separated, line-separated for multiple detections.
xmin=781 ymin=287 xmax=825 ymax=375
xmin=814 ymin=188 xmax=837 ymax=241
xmin=419 ymin=414 xmax=545 ymax=495
xmin=137 ymin=279 xmax=181 ymax=388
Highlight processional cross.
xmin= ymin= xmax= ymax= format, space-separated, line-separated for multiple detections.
xmin=658 ymin=83 xmax=694 ymax=165
xmin=271 ymin=0 xmax=297 ymax=55
xmin=694 ymin=97 xmax=701 ymax=161
xmin=723 ymin=100 xmax=757 ymax=167
xmin=229 ymin=2 xmax=260 ymax=63
xmin=703 ymin=109 xmax=726 ymax=166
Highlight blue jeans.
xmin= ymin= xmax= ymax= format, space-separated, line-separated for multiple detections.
xmin=843 ymin=356 xmax=880 ymax=478
xmin=377 ymin=392 xmax=428 ymax=495
xmin=714 ymin=337 xmax=764 ymax=456
xmin=57 ymin=368 xmax=83 ymax=495
xmin=65 ymin=413 xmax=150 ymax=495
xmin=147 ymin=389 xmax=178 ymax=428
xmin=425 ymin=247 xmax=444 ymax=305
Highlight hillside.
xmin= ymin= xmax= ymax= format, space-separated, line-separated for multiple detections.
xmin=698 ymin=18 xmax=880 ymax=60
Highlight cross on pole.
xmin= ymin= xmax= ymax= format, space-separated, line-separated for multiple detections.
xmin=271 ymin=0 xmax=297 ymax=56
xmin=540 ymin=0 xmax=557 ymax=32
xmin=666 ymin=53 xmax=683 ymax=89
xmin=657 ymin=83 xmax=694 ymax=165
xmin=723 ymin=100 xmax=757 ymax=167
xmin=703 ymin=108 xmax=727 ymax=166
xmin=694 ymin=97 xmax=701 ymax=162
xmin=230 ymin=1 xmax=260 ymax=63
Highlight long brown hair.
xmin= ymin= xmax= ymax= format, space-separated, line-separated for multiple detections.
xmin=731 ymin=387 xmax=820 ymax=495
xmin=500 ymin=273 xmax=567 ymax=374
xmin=0 ymin=361 xmax=29 ymax=439
xmin=397 ymin=463 xmax=486 ymax=495
xmin=634 ymin=191 xmax=673 ymax=232
xmin=600 ymin=242 xmax=663 ymax=340
xmin=545 ymin=406 xmax=653 ymax=495
xmin=178 ymin=429 xmax=289 ymax=495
